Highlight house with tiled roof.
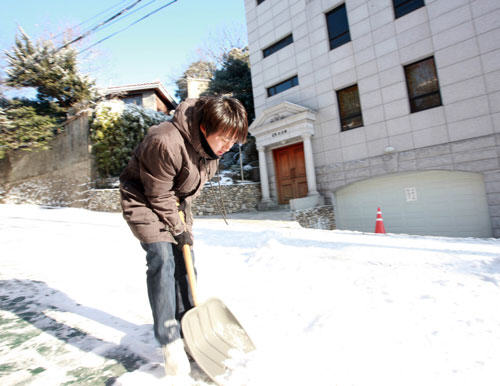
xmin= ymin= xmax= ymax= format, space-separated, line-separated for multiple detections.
xmin=102 ymin=81 xmax=177 ymax=113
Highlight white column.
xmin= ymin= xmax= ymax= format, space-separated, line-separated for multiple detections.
xmin=302 ymin=133 xmax=318 ymax=195
xmin=258 ymin=146 xmax=271 ymax=201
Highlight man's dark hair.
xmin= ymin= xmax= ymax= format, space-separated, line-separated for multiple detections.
xmin=199 ymin=96 xmax=248 ymax=144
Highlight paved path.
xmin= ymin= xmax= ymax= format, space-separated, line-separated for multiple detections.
xmin=197 ymin=208 xmax=294 ymax=222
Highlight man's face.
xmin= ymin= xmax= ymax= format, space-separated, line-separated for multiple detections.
xmin=201 ymin=126 xmax=237 ymax=157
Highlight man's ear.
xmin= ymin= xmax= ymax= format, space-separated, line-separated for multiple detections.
xmin=200 ymin=124 xmax=207 ymax=136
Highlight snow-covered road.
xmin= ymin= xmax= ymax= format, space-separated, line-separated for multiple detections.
xmin=1 ymin=204 xmax=499 ymax=385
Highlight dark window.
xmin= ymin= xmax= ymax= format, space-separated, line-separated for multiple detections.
xmin=337 ymin=84 xmax=363 ymax=131
xmin=267 ymin=76 xmax=299 ymax=97
xmin=257 ymin=0 xmax=265 ymax=4
xmin=263 ymin=34 xmax=294 ymax=58
xmin=393 ymin=0 xmax=425 ymax=19
xmin=123 ymin=94 xmax=142 ymax=106
xmin=404 ymin=57 xmax=442 ymax=113
xmin=325 ymin=4 xmax=351 ymax=50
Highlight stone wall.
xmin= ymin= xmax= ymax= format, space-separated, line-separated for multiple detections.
xmin=0 ymin=112 xmax=93 ymax=207
xmin=87 ymin=188 xmax=121 ymax=212
xmin=84 ymin=182 xmax=263 ymax=215
xmin=3 ymin=161 xmax=92 ymax=208
xmin=316 ymin=133 xmax=500 ymax=237
xmin=192 ymin=182 xmax=261 ymax=215
xmin=293 ymin=205 xmax=335 ymax=230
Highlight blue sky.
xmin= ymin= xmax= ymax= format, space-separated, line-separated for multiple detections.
xmin=0 ymin=0 xmax=248 ymax=101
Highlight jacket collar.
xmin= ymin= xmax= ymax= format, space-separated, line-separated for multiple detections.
xmin=171 ymin=98 xmax=218 ymax=160
xmin=199 ymin=128 xmax=218 ymax=160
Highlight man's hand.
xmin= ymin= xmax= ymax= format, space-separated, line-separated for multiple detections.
xmin=178 ymin=200 xmax=188 ymax=212
xmin=173 ymin=231 xmax=193 ymax=248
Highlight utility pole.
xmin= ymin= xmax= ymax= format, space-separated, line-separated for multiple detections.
xmin=239 ymin=144 xmax=244 ymax=181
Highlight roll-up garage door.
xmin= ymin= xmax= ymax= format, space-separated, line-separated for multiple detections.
xmin=335 ymin=170 xmax=492 ymax=237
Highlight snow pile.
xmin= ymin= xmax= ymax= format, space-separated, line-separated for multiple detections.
xmin=94 ymin=99 xmax=126 ymax=119
xmin=1 ymin=204 xmax=500 ymax=385
xmin=215 ymin=170 xmax=234 ymax=185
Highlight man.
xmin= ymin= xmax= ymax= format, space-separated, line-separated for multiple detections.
xmin=119 ymin=96 xmax=248 ymax=377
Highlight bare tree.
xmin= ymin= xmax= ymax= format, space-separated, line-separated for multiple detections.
xmin=171 ymin=22 xmax=248 ymax=101
xmin=194 ymin=22 xmax=248 ymax=67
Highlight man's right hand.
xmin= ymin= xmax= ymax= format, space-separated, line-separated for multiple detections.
xmin=173 ymin=231 xmax=193 ymax=248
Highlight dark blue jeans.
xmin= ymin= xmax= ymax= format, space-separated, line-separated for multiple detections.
xmin=140 ymin=241 xmax=195 ymax=345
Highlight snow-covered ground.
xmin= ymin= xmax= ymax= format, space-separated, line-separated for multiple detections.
xmin=1 ymin=204 xmax=500 ymax=386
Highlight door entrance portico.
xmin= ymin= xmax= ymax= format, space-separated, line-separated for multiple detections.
xmin=249 ymin=101 xmax=319 ymax=208
xmin=273 ymin=142 xmax=308 ymax=204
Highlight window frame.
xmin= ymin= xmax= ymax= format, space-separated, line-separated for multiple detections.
xmin=263 ymin=34 xmax=294 ymax=58
xmin=267 ymin=75 xmax=299 ymax=97
xmin=123 ymin=94 xmax=143 ymax=106
xmin=404 ymin=56 xmax=442 ymax=114
xmin=336 ymin=84 xmax=364 ymax=132
xmin=325 ymin=3 xmax=351 ymax=51
xmin=392 ymin=0 xmax=425 ymax=19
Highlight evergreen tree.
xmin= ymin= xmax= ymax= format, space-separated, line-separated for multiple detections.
xmin=202 ymin=48 xmax=258 ymax=175
xmin=4 ymin=28 xmax=96 ymax=109
xmin=203 ymin=48 xmax=254 ymax=123
xmin=1 ymin=28 xmax=96 ymax=159
xmin=0 ymin=101 xmax=58 ymax=158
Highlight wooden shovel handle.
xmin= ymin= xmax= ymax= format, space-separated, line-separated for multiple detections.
xmin=178 ymin=209 xmax=199 ymax=307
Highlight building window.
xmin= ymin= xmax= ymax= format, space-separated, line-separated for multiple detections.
xmin=123 ymin=94 xmax=142 ymax=106
xmin=257 ymin=0 xmax=265 ymax=4
xmin=393 ymin=0 xmax=425 ymax=19
xmin=404 ymin=57 xmax=442 ymax=113
xmin=267 ymin=75 xmax=299 ymax=97
xmin=263 ymin=34 xmax=294 ymax=58
xmin=337 ymin=84 xmax=363 ymax=131
xmin=325 ymin=4 xmax=351 ymax=50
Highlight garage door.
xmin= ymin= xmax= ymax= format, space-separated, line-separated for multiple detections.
xmin=335 ymin=170 xmax=492 ymax=237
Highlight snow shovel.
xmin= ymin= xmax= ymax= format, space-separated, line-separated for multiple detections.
xmin=178 ymin=210 xmax=255 ymax=384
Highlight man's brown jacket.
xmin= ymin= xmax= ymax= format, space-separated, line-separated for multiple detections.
xmin=119 ymin=99 xmax=218 ymax=244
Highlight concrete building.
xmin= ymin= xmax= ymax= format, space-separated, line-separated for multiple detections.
xmin=244 ymin=0 xmax=500 ymax=237
xmin=102 ymin=81 xmax=177 ymax=113
xmin=186 ymin=77 xmax=211 ymax=99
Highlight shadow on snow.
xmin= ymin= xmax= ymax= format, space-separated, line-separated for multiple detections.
xmin=0 ymin=278 xmax=151 ymax=384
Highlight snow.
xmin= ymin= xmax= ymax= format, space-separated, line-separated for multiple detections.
xmin=94 ymin=99 xmax=125 ymax=118
xmin=1 ymin=203 xmax=500 ymax=385
xmin=215 ymin=170 xmax=234 ymax=185
xmin=207 ymin=170 xmax=257 ymax=186
xmin=93 ymin=99 xmax=171 ymax=127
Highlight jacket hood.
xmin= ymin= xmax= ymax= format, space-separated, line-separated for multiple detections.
xmin=171 ymin=98 xmax=216 ymax=160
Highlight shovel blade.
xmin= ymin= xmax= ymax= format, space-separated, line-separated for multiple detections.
xmin=181 ymin=297 xmax=255 ymax=383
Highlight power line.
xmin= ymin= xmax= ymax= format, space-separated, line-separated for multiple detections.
xmin=87 ymin=0 xmax=163 ymax=37
xmin=74 ymin=0 xmax=132 ymax=29
xmin=57 ymin=0 xmax=143 ymax=51
xmin=79 ymin=0 xmax=178 ymax=54
xmin=54 ymin=0 xmax=130 ymax=40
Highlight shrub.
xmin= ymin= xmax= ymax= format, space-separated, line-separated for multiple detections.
xmin=90 ymin=100 xmax=170 ymax=177
xmin=0 ymin=101 xmax=59 ymax=159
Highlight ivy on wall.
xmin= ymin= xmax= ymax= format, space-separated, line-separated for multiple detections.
xmin=90 ymin=100 xmax=170 ymax=178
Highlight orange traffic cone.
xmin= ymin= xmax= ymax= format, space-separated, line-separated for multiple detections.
xmin=375 ymin=207 xmax=386 ymax=234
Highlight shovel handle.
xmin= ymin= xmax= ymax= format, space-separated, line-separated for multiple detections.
xmin=178 ymin=209 xmax=199 ymax=307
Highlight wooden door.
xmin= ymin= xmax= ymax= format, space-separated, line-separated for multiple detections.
xmin=273 ymin=142 xmax=308 ymax=204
